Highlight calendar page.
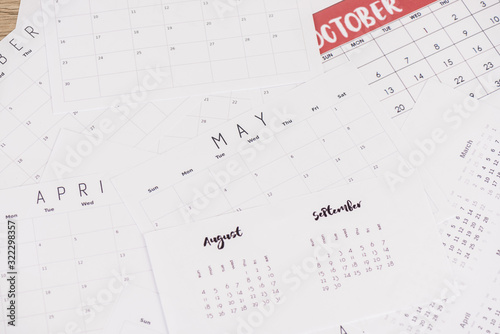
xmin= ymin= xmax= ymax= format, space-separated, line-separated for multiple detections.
xmin=344 ymin=81 xmax=500 ymax=334
xmin=112 ymin=63 xmax=448 ymax=234
xmin=145 ymin=178 xmax=451 ymax=334
xmin=103 ymin=284 xmax=168 ymax=334
xmin=41 ymin=0 xmax=323 ymax=114
xmin=0 ymin=176 xmax=155 ymax=334
xmin=312 ymin=0 xmax=500 ymax=126
xmin=400 ymin=80 xmax=500 ymax=205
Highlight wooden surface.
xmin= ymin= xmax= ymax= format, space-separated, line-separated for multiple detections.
xmin=0 ymin=0 xmax=20 ymax=40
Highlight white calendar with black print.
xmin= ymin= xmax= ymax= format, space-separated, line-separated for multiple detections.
xmin=112 ymin=64 xmax=448 ymax=234
xmin=312 ymin=0 xmax=500 ymax=126
xmin=0 ymin=176 xmax=156 ymax=334
xmin=144 ymin=178 xmax=451 ymax=334
xmin=41 ymin=0 xmax=323 ymax=114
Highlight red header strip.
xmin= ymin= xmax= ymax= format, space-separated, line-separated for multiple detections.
xmin=314 ymin=0 xmax=438 ymax=54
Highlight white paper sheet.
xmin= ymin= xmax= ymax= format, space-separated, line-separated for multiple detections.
xmin=145 ymin=178 xmax=451 ymax=334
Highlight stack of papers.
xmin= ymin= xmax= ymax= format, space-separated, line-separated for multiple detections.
xmin=0 ymin=0 xmax=499 ymax=333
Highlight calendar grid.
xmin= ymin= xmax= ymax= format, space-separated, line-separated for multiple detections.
xmin=320 ymin=104 xmax=377 ymax=180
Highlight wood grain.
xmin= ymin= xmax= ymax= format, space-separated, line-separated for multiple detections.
xmin=0 ymin=0 xmax=21 ymax=40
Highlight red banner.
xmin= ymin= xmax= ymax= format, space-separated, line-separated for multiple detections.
xmin=314 ymin=0 xmax=438 ymax=54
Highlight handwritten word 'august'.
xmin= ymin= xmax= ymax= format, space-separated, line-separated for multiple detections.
xmin=204 ymin=226 xmax=243 ymax=250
